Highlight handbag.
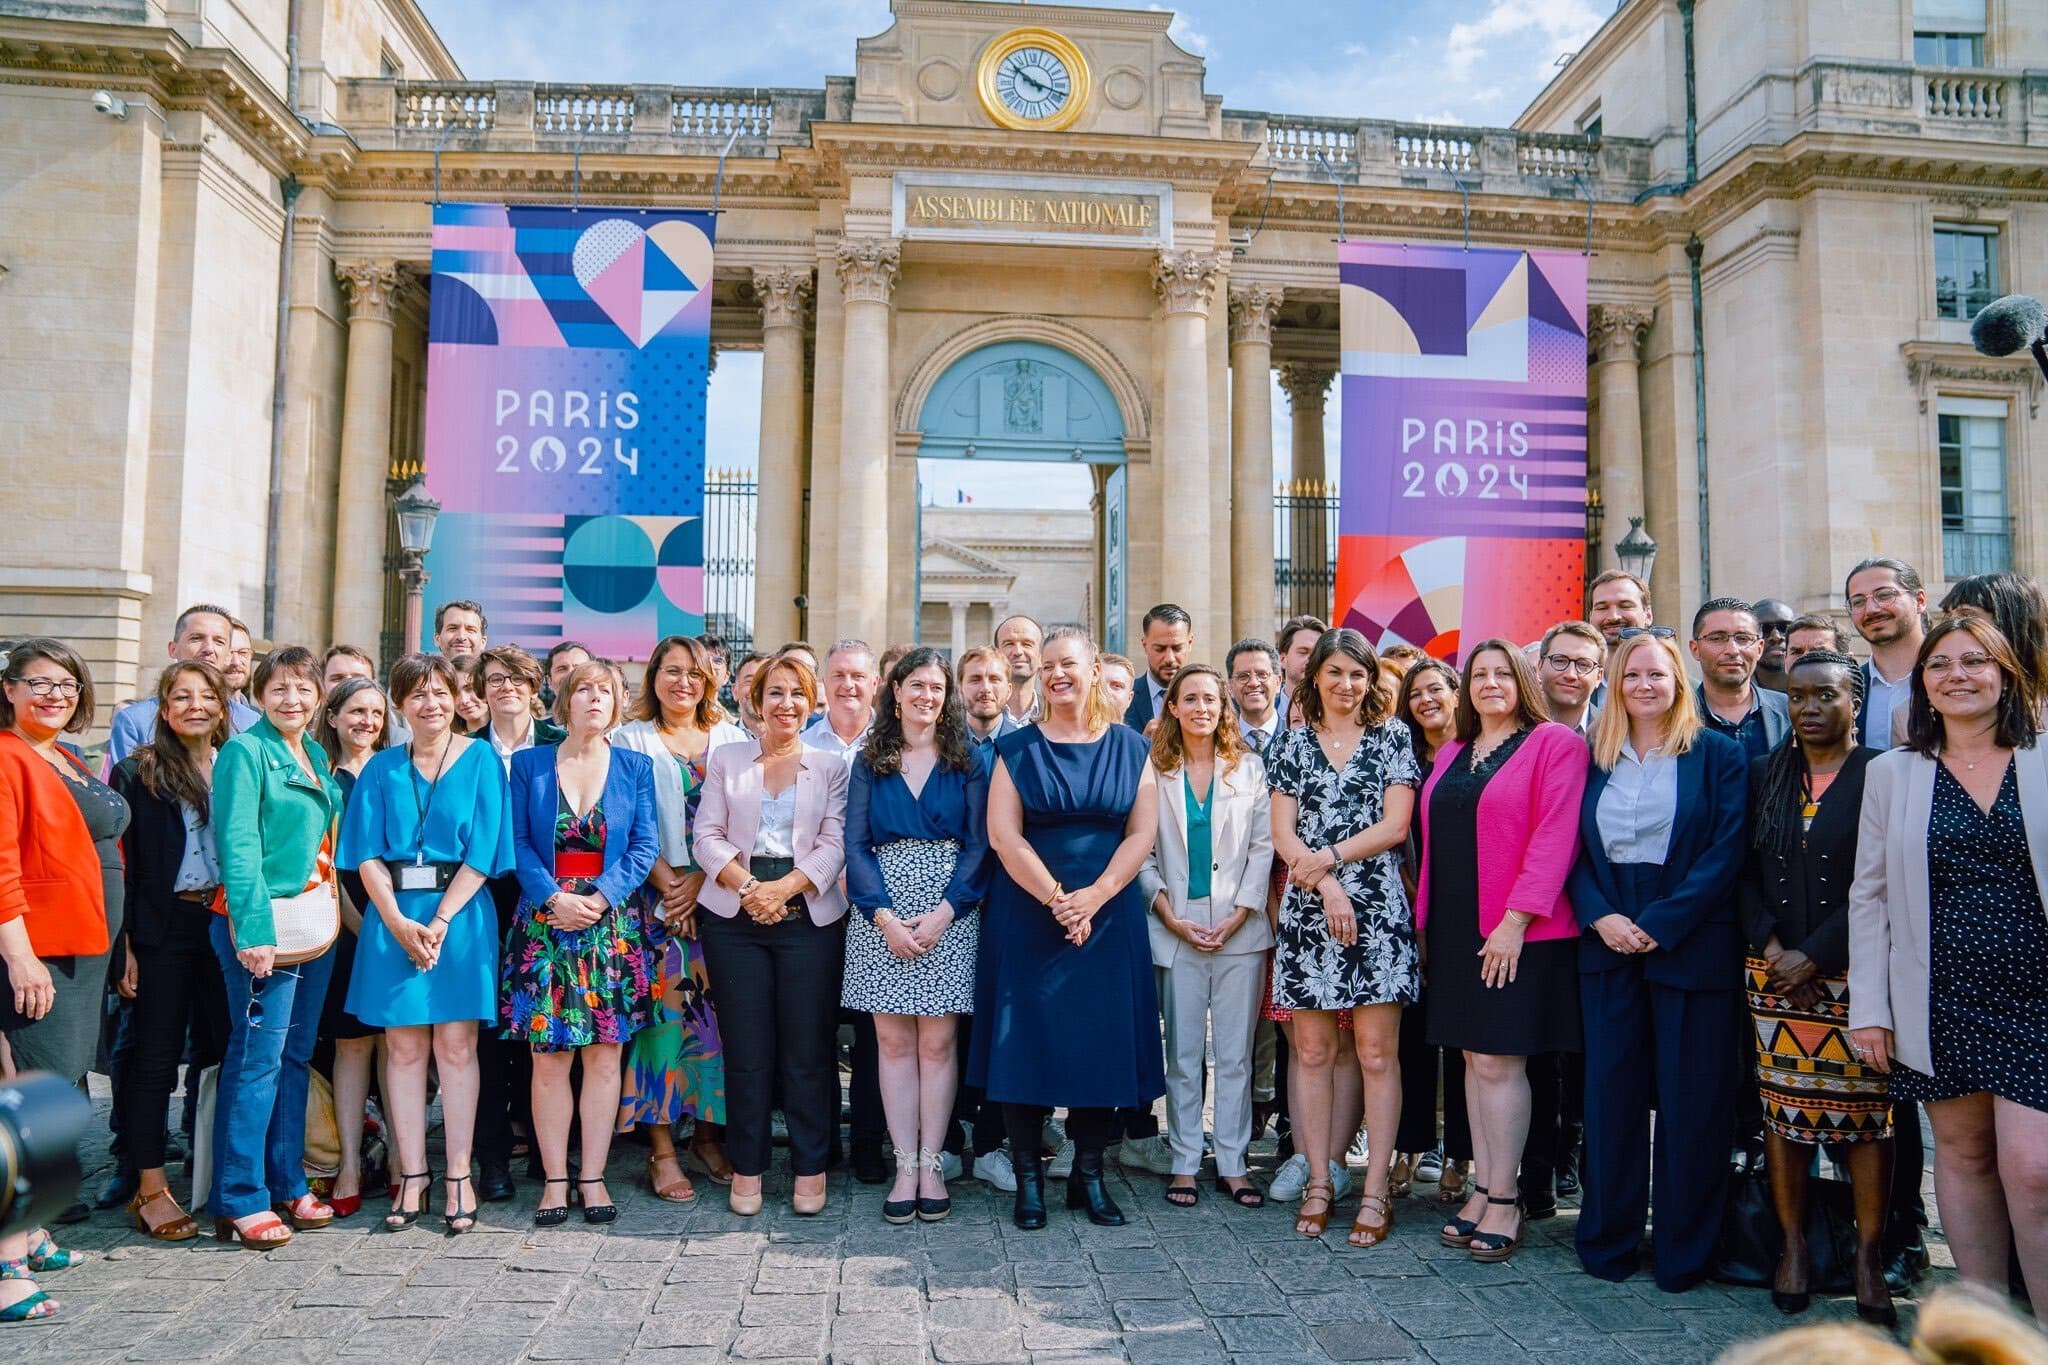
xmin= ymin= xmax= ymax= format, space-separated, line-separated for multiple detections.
xmin=1713 ymin=1158 xmax=1862 ymax=1293
xmin=266 ymin=880 xmax=340 ymax=966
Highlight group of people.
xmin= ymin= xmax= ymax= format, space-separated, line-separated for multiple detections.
xmin=1 ymin=563 xmax=2044 ymax=1333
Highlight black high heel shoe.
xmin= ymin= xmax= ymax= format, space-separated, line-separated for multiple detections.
xmin=1065 ymin=1147 xmax=1124 ymax=1227
xmin=533 ymin=1177 xmax=572 ymax=1227
xmin=383 ymin=1171 xmax=431 ymax=1231
xmin=1010 ymin=1150 xmax=1047 ymax=1230
xmin=578 ymin=1177 xmax=617 ymax=1225
xmin=442 ymin=1174 xmax=477 ymax=1237
xmin=1772 ymin=1244 xmax=1812 ymax=1315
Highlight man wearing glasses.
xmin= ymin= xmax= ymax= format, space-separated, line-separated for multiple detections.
xmin=1536 ymin=621 xmax=1606 ymax=734
xmin=1688 ymin=597 xmax=1789 ymax=761
xmin=1845 ymin=556 xmax=1927 ymax=749
xmin=1226 ymin=638 xmax=1284 ymax=754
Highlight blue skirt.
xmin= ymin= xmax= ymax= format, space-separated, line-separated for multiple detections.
xmin=345 ymin=884 xmax=500 ymax=1027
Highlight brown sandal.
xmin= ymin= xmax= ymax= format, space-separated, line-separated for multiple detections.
xmin=686 ymin=1138 xmax=734 ymax=1186
xmin=1389 ymin=1153 xmax=1413 ymax=1199
xmin=1349 ymin=1193 xmax=1395 ymax=1248
xmin=1436 ymin=1160 xmax=1470 ymax=1202
xmin=647 ymin=1154 xmax=697 ymax=1203
xmin=1295 ymin=1181 xmax=1335 ymax=1239
xmin=127 ymin=1187 xmax=197 ymax=1242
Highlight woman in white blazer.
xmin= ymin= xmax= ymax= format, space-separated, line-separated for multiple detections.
xmin=1849 ymin=612 xmax=2048 ymax=1306
xmin=691 ymin=655 xmax=849 ymax=1217
xmin=1138 ymin=665 xmax=1276 ymax=1208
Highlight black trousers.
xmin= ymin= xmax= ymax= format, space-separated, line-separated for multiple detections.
xmin=1001 ymin=1104 xmax=1117 ymax=1161
xmin=1523 ymin=1050 xmax=1584 ymax=1187
xmin=475 ymin=874 xmax=533 ymax=1167
xmin=1395 ymin=1002 xmax=1472 ymax=1158
xmin=115 ymin=906 xmax=229 ymax=1170
xmin=699 ymin=901 xmax=844 ymax=1178
xmin=946 ymin=1015 xmax=1006 ymax=1158
xmin=1887 ymin=1100 xmax=1928 ymax=1249
xmin=837 ymin=1007 xmax=886 ymax=1147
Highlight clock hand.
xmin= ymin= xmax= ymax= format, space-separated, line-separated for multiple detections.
xmin=1017 ymin=69 xmax=1053 ymax=96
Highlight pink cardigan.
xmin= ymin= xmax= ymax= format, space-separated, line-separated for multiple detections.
xmin=1414 ymin=721 xmax=1588 ymax=942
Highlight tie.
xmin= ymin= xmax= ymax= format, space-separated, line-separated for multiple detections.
xmin=1249 ymin=728 xmax=1268 ymax=755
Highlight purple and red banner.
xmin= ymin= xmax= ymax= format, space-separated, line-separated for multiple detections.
xmin=420 ymin=204 xmax=715 ymax=657
xmin=1334 ymin=241 xmax=1588 ymax=662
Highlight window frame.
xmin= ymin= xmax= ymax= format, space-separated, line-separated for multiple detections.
xmin=1931 ymin=222 xmax=2001 ymax=322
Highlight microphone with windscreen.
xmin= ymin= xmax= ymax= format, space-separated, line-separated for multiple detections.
xmin=1971 ymin=294 xmax=2048 ymax=381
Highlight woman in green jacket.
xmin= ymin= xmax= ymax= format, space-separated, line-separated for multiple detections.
xmin=208 ymin=646 xmax=342 ymax=1249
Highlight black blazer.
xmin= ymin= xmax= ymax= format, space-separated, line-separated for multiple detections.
xmin=1123 ymin=675 xmax=1159 ymax=734
xmin=1567 ymin=728 xmax=1750 ymax=990
xmin=1737 ymin=745 xmax=1875 ymax=977
xmin=109 ymin=755 xmax=209 ymax=951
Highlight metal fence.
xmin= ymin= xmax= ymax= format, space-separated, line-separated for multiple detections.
xmin=704 ymin=471 xmax=760 ymax=656
xmin=1274 ymin=480 xmax=1339 ymax=622
xmin=1943 ymin=515 xmax=2014 ymax=580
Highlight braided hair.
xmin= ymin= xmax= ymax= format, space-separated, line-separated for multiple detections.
xmin=1751 ymin=649 xmax=1864 ymax=859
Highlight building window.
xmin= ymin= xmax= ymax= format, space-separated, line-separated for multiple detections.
xmin=1934 ymin=225 xmax=1999 ymax=321
xmin=1915 ymin=32 xmax=1984 ymax=65
xmin=380 ymin=49 xmax=403 ymax=79
xmin=1914 ymin=0 xmax=1986 ymax=64
xmin=1938 ymin=404 xmax=2011 ymax=577
xmin=1576 ymin=104 xmax=1602 ymax=140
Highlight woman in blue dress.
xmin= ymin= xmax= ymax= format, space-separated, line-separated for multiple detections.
xmin=843 ymin=647 xmax=991 ymax=1225
xmin=972 ymin=626 xmax=1161 ymax=1230
xmin=338 ymin=654 xmax=513 ymax=1235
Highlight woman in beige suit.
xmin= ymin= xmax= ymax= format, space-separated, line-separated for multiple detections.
xmin=693 ymin=654 xmax=850 ymax=1217
xmin=1139 ymin=665 xmax=1276 ymax=1209
xmin=1849 ymin=612 xmax=2048 ymax=1305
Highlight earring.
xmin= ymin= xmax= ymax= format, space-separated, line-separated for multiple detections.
xmin=894 ymin=703 xmax=902 ymax=718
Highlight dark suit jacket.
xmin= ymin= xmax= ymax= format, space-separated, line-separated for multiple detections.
xmin=1123 ymin=675 xmax=1160 ymax=734
xmin=1567 ymin=728 xmax=1750 ymax=990
xmin=1736 ymin=744 xmax=1875 ymax=977
xmin=110 ymin=755 xmax=201 ymax=951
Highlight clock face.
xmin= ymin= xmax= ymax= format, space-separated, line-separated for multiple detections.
xmin=994 ymin=46 xmax=1072 ymax=122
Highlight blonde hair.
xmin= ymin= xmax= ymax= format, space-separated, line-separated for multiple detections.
xmin=551 ymin=659 xmax=626 ymax=730
xmin=1589 ymin=632 xmax=1702 ymax=770
xmin=1042 ymin=625 xmax=1119 ymax=733
xmin=1715 ymin=1285 xmax=2048 ymax=1365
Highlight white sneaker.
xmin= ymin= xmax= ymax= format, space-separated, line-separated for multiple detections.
xmin=1117 ymin=1133 xmax=1176 ymax=1175
xmin=1415 ymin=1145 xmax=1445 ymax=1182
xmin=1046 ymin=1139 xmax=1075 ymax=1179
xmin=1345 ymin=1129 xmax=1370 ymax=1168
xmin=972 ymin=1149 xmax=1017 ymax=1192
xmin=1269 ymin=1153 xmax=1313 ymax=1201
xmin=1328 ymin=1161 xmax=1353 ymax=1203
xmin=939 ymin=1150 xmax=963 ymax=1182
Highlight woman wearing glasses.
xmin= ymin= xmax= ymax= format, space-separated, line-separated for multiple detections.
xmin=1569 ymin=627 xmax=1748 ymax=1292
xmin=1850 ymin=613 xmax=2048 ymax=1307
xmin=338 ymin=654 xmax=515 ymax=1234
xmin=210 ymin=645 xmax=343 ymax=1250
xmin=0 ymin=640 xmax=123 ymax=1320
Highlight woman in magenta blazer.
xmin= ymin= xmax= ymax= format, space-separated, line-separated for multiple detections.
xmin=692 ymin=654 xmax=849 ymax=1217
xmin=1415 ymin=640 xmax=1587 ymax=1266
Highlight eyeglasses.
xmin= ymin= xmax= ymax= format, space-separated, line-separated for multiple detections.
xmin=1923 ymin=653 xmax=1996 ymax=677
xmin=1848 ymin=586 xmax=1911 ymax=612
xmin=1542 ymin=655 xmax=1600 ymax=677
xmin=481 ymin=673 xmax=527 ymax=691
xmin=1617 ymin=626 xmax=1677 ymax=640
xmin=657 ymin=666 xmax=710 ymax=684
xmin=6 ymin=676 xmax=82 ymax=699
xmin=1695 ymin=632 xmax=1763 ymax=648
xmin=1231 ymin=669 xmax=1276 ymax=684
xmin=245 ymin=967 xmax=305 ymax=1030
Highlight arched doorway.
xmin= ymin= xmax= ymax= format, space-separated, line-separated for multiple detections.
xmin=909 ymin=336 xmax=1132 ymax=652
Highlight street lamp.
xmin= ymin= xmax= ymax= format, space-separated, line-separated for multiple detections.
xmin=392 ymin=480 xmax=441 ymax=655
xmin=1614 ymin=515 xmax=1658 ymax=588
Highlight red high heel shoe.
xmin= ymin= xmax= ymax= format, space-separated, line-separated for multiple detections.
xmin=329 ymin=1193 xmax=362 ymax=1219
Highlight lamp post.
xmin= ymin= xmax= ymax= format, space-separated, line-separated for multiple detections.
xmin=392 ymin=481 xmax=441 ymax=656
xmin=1614 ymin=515 xmax=1659 ymax=589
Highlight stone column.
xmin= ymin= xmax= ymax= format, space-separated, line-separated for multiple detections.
xmin=1279 ymin=363 xmax=1334 ymax=488
xmin=949 ymin=599 xmax=968 ymax=662
xmin=834 ymin=237 xmax=900 ymax=649
xmin=1229 ymin=285 xmax=1283 ymax=641
xmin=1152 ymin=250 xmax=1223 ymax=646
xmin=1279 ymin=363 xmax=1335 ymax=613
xmin=1588 ymin=304 xmax=1654 ymax=571
xmin=752 ymin=267 xmax=812 ymax=647
xmin=332 ymin=260 xmax=405 ymax=654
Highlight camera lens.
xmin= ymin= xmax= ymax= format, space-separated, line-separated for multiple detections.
xmin=0 ymin=1073 xmax=92 ymax=1235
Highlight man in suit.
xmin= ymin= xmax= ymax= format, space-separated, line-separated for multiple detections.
xmin=1690 ymin=597 xmax=1790 ymax=762
xmin=1227 ymin=638 xmax=1284 ymax=757
xmin=1122 ymin=603 xmax=1193 ymax=739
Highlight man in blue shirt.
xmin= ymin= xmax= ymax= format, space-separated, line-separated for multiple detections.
xmin=1689 ymin=597 xmax=1788 ymax=762
xmin=103 ymin=602 xmax=261 ymax=773
xmin=959 ymin=645 xmax=1023 ymax=763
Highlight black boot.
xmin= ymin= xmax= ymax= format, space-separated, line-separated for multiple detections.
xmin=1066 ymin=1147 xmax=1125 ymax=1227
xmin=1011 ymin=1149 xmax=1047 ymax=1230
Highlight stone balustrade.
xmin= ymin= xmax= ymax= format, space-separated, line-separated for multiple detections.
xmin=1227 ymin=111 xmax=1651 ymax=199
xmin=342 ymin=80 xmax=825 ymax=153
xmin=1800 ymin=59 xmax=2047 ymax=144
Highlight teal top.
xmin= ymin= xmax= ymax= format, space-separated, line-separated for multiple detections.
xmin=1184 ymin=772 xmax=1213 ymax=902
xmin=213 ymin=717 xmax=341 ymax=949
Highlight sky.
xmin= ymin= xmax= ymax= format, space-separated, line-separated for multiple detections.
xmin=418 ymin=0 xmax=1614 ymax=505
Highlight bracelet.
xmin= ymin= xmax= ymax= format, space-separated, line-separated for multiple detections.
xmin=875 ymin=910 xmax=896 ymax=929
xmin=738 ymin=876 xmax=760 ymax=897
xmin=431 ymin=914 xmax=451 ymax=928
xmin=1042 ymin=881 xmax=1065 ymax=907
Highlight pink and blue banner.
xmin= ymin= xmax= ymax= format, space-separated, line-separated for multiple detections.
xmin=1334 ymin=241 xmax=1588 ymax=661
xmin=420 ymin=204 xmax=715 ymax=657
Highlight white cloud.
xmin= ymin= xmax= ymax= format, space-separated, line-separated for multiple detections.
xmin=1445 ymin=0 xmax=1605 ymax=81
xmin=1149 ymin=3 xmax=1211 ymax=56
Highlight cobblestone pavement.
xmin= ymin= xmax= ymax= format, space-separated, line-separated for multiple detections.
xmin=17 ymin=1096 xmax=1954 ymax=1363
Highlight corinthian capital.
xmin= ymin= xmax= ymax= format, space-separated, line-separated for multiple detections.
xmin=1228 ymin=284 xmax=1284 ymax=347
xmin=835 ymin=237 xmax=901 ymax=305
xmin=1277 ymin=363 xmax=1335 ymax=412
xmin=1152 ymin=250 xmax=1222 ymax=316
xmin=1588 ymin=304 xmax=1654 ymax=363
xmin=335 ymin=260 xmax=406 ymax=321
xmin=753 ymin=267 xmax=814 ymax=330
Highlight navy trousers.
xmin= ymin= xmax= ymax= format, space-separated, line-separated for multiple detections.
xmin=1577 ymin=960 xmax=1740 ymax=1292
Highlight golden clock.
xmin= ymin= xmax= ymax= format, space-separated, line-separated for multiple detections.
xmin=976 ymin=28 xmax=1091 ymax=132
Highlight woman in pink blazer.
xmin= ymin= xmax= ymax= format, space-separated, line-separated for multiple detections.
xmin=1414 ymin=639 xmax=1587 ymax=1266
xmin=692 ymin=655 xmax=849 ymax=1217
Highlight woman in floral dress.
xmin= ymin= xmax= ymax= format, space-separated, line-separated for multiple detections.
xmin=1266 ymin=628 xmax=1420 ymax=1248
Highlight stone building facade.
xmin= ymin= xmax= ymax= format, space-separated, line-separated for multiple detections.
xmin=1 ymin=0 xmax=2043 ymax=712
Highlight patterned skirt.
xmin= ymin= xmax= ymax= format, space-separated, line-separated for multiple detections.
xmin=841 ymin=838 xmax=978 ymax=1016
xmin=1745 ymin=954 xmax=1892 ymax=1144
xmin=619 ymin=900 xmax=726 ymax=1128
xmin=501 ymin=879 xmax=657 ymax=1053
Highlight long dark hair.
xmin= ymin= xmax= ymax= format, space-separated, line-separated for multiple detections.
xmin=1750 ymin=650 xmax=1863 ymax=859
xmin=1297 ymin=628 xmax=1391 ymax=729
xmin=1149 ymin=664 xmax=1245 ymax=777
xmin=858 ymin=647 xmax=974 ymax=777
xmin=1451 ymin=638 xmax=1549 ymax=744
xmin=135 ymin=660 xmax=230 ymax=821
xmin=634 ymin=634 xmax=728 ymax=729
xmin=1395 ymin=656 xmax=1459 ymax=762
xmin=315 ymin=676 xmax=392 ymax=769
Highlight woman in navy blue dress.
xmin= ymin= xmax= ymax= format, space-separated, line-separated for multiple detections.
xmin=973 ymin=626 xmax=1161 ymax=1230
